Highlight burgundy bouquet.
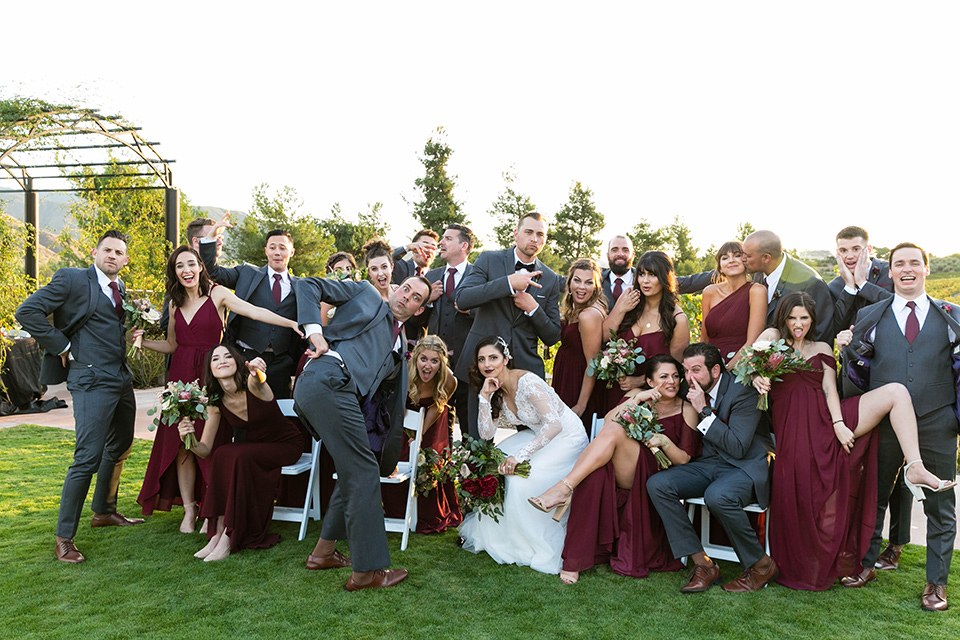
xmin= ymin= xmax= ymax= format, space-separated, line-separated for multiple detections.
xmin=450 ymin=436 xmax=530 ymax=522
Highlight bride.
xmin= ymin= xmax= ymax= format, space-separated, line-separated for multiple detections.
xmin=457 ymin=336 xmax=588 ymax=574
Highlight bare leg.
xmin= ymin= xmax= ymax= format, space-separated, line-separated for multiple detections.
xmin=176 ymin=447 xmax=198 ymax=533
xmin=856 ymin=384 xmax=951 ymax=489
xmin=203 ymin=517 xmax=231 ymax=562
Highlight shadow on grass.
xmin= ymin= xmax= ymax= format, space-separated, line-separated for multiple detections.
xmin=1 ymin=425 xmax=957 ymax=639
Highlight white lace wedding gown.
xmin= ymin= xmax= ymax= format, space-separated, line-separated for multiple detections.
xmin=458 ymin=372 xmax=588 ymax=574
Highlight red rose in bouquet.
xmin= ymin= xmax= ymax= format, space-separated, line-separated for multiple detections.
xmin=479 ymin=475 xmax=500 ymax=498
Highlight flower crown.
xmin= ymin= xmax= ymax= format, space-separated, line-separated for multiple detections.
xmin=496 ymin=336 xmax=512 ymax=360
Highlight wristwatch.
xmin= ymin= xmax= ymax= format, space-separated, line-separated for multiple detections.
xmin=698 ymin=406 xmax=713 ymax=421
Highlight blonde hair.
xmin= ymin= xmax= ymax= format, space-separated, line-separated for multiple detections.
xmin=560 ymin=258 xmax=606 ymax=324
xmin=407 ymin=335 xmax=452 ymax=411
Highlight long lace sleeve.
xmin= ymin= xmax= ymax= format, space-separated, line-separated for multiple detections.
xmin=477 ymin=394 xmax=497 ymax=440
xmin=513 ymin=376 xmax=564 ymax=463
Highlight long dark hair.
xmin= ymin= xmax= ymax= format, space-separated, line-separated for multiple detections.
xmin=618 ymin=250 xmax=679 ymax=343
xmin=468 ymin=336 xmax=514 ymax=419
xmin=203 ymin=342 xmax=248 ymax=404
xmin=166 ymin=245 xmax=212 ymax=309
xmin=774 ymin=291 xmax=818 ymax=346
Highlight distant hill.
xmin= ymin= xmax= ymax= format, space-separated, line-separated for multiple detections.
xmin=0 ymin=189 xmax=75 ymax=233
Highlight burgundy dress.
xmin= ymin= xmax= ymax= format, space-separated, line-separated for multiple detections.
xmin=596 ymin=328 xmax=669 ymax=414
xmin=383 ymin=396 xmax=463 ymax=533
xmin=769 ymin=352 xmax=878 ymax=590
xmin=702 ymin=283 xmax=753 ymax=364
xmin=138 ymin=296 xmax=232 ymax=515
xmin=561 ymin=411 xmax=702 ymax=577
xmin=552 ymin=321 xmax=595 ymax=432
xmin=201 ymin=390 xmax=303 ymax=551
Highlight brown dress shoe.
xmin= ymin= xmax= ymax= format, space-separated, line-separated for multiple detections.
xmin=680 ymin=562 xmax=722 ymax=593
xmin=344 ymin=568 xmax=409 ymax=592
xmin=876 ymin=544 xmax=903 ymax=571
xmin=840 ymin=567 xmax=877 ymax=588
xmin=922 ymin=583 xmax=948 ymax=612
xmin=306 ymin=550 xmax=352 ymax=570
xmin=722 ymin=559 xmax=779 ymax=592
xmin=91 ymin=512 xmax=145 ymax=527
xmin=55 ymin=537 xmax=85 ymax=564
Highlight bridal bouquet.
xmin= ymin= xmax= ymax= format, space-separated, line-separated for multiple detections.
xmin=730 ymin=338 xmax=812 ymax=410
xmin=450 ymin=436 xmax=530 ymax=522
xmin=586 ymin=332 xmax=646 ymax=388
xmin=147 ymin=380 xmax=213 ymax=450
xmin=614 ymin=402 xmax=671 ymax=469
xmin=122 ymin=297 xmax=162 ymax=352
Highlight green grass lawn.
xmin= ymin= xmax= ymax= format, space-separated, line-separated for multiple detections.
xmin=2 ymin=425 xmax=958 ymax=639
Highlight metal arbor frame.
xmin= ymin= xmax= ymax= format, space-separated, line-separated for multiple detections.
xmin=0 ymin=107 xmax=179 ymax=279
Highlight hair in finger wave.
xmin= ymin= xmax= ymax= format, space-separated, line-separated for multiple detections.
xmin=468 ymin=336 xmax=514 ymax=419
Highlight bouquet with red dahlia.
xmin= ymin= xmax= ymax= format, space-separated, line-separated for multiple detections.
xmin=450 ymin=436 xmax=530 ymax=522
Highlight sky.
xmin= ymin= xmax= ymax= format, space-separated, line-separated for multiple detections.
xmin=3 ymin=2 xmax=959 ymax=258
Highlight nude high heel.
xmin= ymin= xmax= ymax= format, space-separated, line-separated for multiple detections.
xmin=903 ymin=460 xmax=957 ymax=502
xmin=529 ymin=479 xmax=574 ymax=522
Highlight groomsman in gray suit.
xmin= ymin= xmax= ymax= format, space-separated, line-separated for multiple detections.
xmin=841 ymin=242 xmax=960 ymax=612
xmin=392 ymin=229 xmax=439 ymax=284
xmin=200 ymin=228 xmax=301 ymax=398
xmin=16 ymin=230 xmax=143 ymax=564
xmin=421 ymin=224 xmax=476 ymax=431
xmin=742 ymin=230 xmax=835 ymax=342
xmin=455 ymin=212 xmax=562 ymax=438
xmin=647 ymin=343 xmax=776 ymax=593
xmin=294 ymin=275 xmax=431 ymax=591
xmin=828 ymin=225 xmax=910 ymax=571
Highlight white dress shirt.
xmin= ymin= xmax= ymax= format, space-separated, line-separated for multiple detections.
xmin=609 ymin=269 xmax=634 ymax=291
xmin=891 ymin=294 xmax=929 ymax=335
xmin=764 ymin=257 xmax=787 ymax=304
xmin=696 ymin=373 xmax=724 ymax=436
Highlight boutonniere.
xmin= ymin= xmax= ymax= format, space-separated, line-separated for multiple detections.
xmin=871 ymin=265 xmax=880 ymax=279
xmin=771 ymin=290 xmax=781 ymax=302
xmin=404 ymin=351 xmax=412 ymax=361
xmin=941 ymin=302 xmax=953 ymax=314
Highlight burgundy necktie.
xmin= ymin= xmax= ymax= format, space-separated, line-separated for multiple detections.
xmin=108 ymin=281 xmax=124 ymax=319
xmin=272 ymin=274 xmax=282 ymax=305
xmin=445 ymin=267 xmax=456 ymax=299
xmin=392 ymin=319 xmax=402 ymax=349
xmin=415 ymin=266 xmax=423 ymax=278
xmin=905 ymin=301 xmax=919 ymax=344
xmin=613 ymin=277 xmax=623 ymax=300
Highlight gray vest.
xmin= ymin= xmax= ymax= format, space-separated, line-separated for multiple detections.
xmin=71 ymin=289 xmax=126 ymax=375
xmin=871 ymin=306 xmax=955 ymax=417
xmin=232 ymin=277 xmax=298 ymax=354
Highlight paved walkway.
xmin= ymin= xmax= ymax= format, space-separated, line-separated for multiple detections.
xmin=2 ymin=385 xmax=956 ymax=550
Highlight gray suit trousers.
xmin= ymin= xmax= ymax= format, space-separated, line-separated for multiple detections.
xmin=866 ymin=407 xmax=958 ymax=584
xmin=293 ymin=356 xmax=391 ymax=572
xmin=57 ymin=365 xmax=136 ymax=538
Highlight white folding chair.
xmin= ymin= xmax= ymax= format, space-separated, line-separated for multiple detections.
xmin=589 ymin=412 xmax=605 ymax=441
xmin=682 ymin=498 xmax=771 ymax=564
xmin=382 ymin=408 xmax=426 ymax=551
xmin=271 ymin=399 xmax=322 ymax=541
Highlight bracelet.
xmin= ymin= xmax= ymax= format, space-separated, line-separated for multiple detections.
xmin=832 ymin=419 xmax=844 ymax=425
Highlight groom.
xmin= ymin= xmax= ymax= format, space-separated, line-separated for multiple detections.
xmin=293 ymin=274 xmax=430 ymax=591
xmin=16 ymin=230 xmax=143 ymax=564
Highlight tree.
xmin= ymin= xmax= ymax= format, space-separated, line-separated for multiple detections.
xmin=736 ymin=221 xmax=756 ymax=241
xmin=318 ymin=202 xmax=390 ymax=259
xmin=667 ymin=216 xmax=700 ymax=276
xmin=0 ymin=208 xmax=36 ymax=394
xmin=550 ymin=181 xmax=604 ymax=272
xmin=627 ymin=219 xmax=669 ymax=254
xmin=489 ymin=170 xmax=537 ymax=248
xmin=224 ymin=184 xmax=334 ymax=277
xmin=407 ymin=127 xmax=466 ymax=231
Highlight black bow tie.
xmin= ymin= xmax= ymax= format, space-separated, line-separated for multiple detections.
xmin=515 ymin=261 xmax=535 ymax=272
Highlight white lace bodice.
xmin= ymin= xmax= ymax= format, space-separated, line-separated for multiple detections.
xmin=478 ymin=372 xmax=584 ymax=463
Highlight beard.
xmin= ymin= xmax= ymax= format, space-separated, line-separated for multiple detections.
xmin=609 ymin=259 xmax=631 ymax=276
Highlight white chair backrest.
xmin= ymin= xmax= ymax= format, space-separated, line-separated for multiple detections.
xmin=404 ymin=408 xmax=424 ymax=433
xmin=277 ymin=399 xmax=296 ymax=417
xmin=589 ymin=413 xmax=605 ymax=441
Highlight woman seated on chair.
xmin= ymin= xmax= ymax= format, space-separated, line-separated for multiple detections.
xmin=177 ymin=343 xmax=303 ymax=562
xmin=383 ymin=335 xmax=462 ymax=533
xmin=529 ymin=354 xmax=702 ymax=584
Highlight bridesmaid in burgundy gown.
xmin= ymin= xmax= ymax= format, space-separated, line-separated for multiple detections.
xmin=135 ymin=246 xmax=300 ymax=533
xmin=177 ymin=344 xmax=302 ymax=561
xmin=699 ymin=241 xmax=766 ymax=367
xmin=598 ymin=251 xmax=690 ymax=412
xmin=529 ymin=355 xmax=701 ymax=584
xmin=383 ymin=336 xmax=462 ymax=533
xmin=753 ymin=292 xmax=954 ymax=589
xmin=551 ymin=259 xmax=607 ymax=432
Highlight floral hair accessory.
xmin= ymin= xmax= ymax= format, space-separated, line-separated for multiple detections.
xmin=495 ymin=336 xmax=512 ymax=360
